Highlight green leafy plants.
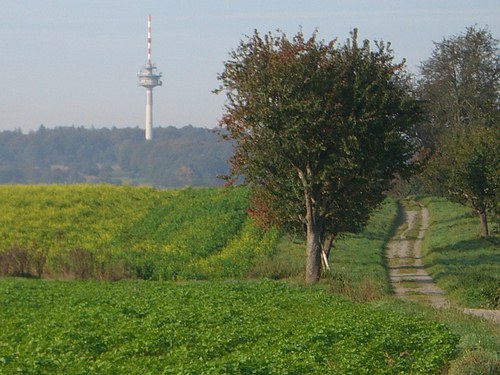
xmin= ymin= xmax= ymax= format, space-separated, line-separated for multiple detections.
xmin=0 ymin=279 xmax=458 ymax=374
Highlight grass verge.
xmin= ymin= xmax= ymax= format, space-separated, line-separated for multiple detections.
xmin=417 ymin=196 xmax=499 ymax=309
xmin=253 ymin=198 xmax=402 ymax=302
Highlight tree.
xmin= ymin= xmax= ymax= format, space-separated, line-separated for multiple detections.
xmin=427 ymin=126 xmax=499 ymax=237
xmin=418 ymin=26 xmax=499 ymax=235
xmin=216 ymin=30 xmax=422 ymax=283
xmin=417 ymin=25 xmax=499 ymax=150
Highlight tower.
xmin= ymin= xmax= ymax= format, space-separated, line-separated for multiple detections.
xmin=138 ymin=15 xmax=162 ymax=141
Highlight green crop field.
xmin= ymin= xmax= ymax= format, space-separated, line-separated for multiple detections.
xmin=6 ymin=185 xmax=494 ymax=373
xmin=0 ymin=278 xmax=458 ymax=374
xmin=0 ymin=185 xmax=278 ymax=281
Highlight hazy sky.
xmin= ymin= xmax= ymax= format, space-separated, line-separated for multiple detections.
xmin=1 ymin=0 xmax=498 ymax=132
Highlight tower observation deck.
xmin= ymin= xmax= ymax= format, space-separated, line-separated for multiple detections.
xmin=138 ymin=15 xmax=162 ymax=141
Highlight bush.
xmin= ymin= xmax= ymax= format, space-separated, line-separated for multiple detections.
xmin=0 ymin=246 xmax=46 ymax=278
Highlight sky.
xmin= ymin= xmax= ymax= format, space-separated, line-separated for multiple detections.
xmin=0 ymin=0 xmax=498 ymax=133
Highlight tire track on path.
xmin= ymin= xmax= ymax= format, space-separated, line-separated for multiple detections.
xmin=386 ymin=202 xmax=500 ymax=324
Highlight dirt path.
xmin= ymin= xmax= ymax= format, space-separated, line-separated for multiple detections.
xmin=386 ymin=203 xmax=500 ymax=324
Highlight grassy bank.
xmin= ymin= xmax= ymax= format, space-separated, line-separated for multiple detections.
xmin=418 ymin=196 xmax=499 ymax=309
xmin=325 ymin=199 xmax=401 ymax=301
xmin=254 ymin=198 xmax=401 ymax=302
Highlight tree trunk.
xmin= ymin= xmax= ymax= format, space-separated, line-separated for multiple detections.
xmin=479 ymin=211 xmax=489 ymax=238
xmin=298 ymin=166 xmax=322 ymax=283
xmin=306 ymin=219 xmax=322 ymax=283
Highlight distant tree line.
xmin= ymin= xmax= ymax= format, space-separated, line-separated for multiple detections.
xmin=0 ymin=125 xmax=232 ymax=187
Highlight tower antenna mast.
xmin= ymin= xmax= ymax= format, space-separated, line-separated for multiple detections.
xmin=147 ymin=15 xmax=152 ymax=67
xmin=138 ymin=15 xmax=162 ymax=141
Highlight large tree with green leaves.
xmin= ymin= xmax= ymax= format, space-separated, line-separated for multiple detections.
xmin=216 ymin=30 xmax=422 ymax=283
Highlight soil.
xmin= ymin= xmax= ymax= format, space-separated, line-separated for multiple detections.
xmin=386 ymin=203 xmax=500 ymax=324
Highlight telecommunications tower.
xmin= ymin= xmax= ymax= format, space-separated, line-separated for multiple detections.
xmin=138 ymin=15 xmax=162 ymax=141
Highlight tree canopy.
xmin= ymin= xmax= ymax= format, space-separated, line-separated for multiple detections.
xmin=217 ymin=29 xmax=422 ymax=282
xmin=417 ymin=25 xmax=499 ymax=150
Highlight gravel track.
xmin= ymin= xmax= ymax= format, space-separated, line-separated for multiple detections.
xmin=386 ymin=203 xmax=500 ymax=324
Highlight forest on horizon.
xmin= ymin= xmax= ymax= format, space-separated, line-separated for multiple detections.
xmin=0 ymin=125 xmax=232 ymax=187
